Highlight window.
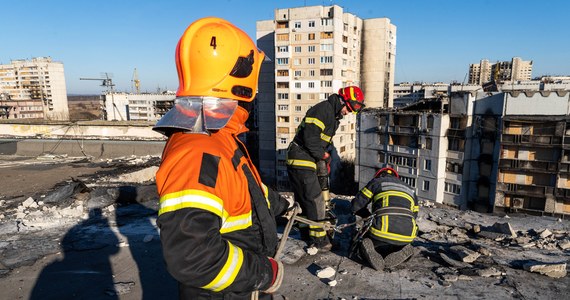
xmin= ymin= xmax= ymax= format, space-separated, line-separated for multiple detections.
xmin=294 ymin=117 xmax=301 ymax=123
xmin=445 ymin=182 xmax=461 ymax=195
xmin=294 ymin=34 xmax=302 ymax=41
xmin=280 ymin=138 xmax=288 ymax=145
xmin=294 ymin=46 xmax=302 ymax=53
xmin=322 ymin=18 xmax=333 ymax=26
xmin=320 ymin=69 xmax=333 ymax=76
xmin=308 ymin=33 xmax=315 ymax=40
xmin=277 ymin=93 xmax=289 ymax=100
xmin=277 ymin=116 xmax=289 ymax=123
xmin=277 ymin=34 xmax=289 ymax=41
xmin=276 ymin=82 xmax=289 ymax=88
xmin=294 ymin=22 xmax=301 ymax=29
xmin=320 ymin=32 xmax=333 ymax=39
xmin=343 ymin=47 xmax=348 ymax=54
xmin=277 ymin=46 xmax=288 ymax=53
xmin=321 ymin=81 xmax=332 ymax=87
xmin=308 ymin=20 xmax=315 ymax=27
xmin=294 ymin=70 xmax=302 ymax=77
xmin=309 ymin=70 xmax=315 ymax=76
xmin=308 ymin=58 xmax=315 ymax=65
xmin=295 ymin=106 xmax=302 ymax=112
xmin=422 ymin=180 xmax=430 ymax=191
xmin=277 ymin=58 xmax=289 ymax=65
xmin=308 ymin=82 xmax=315 ymax=88
xmin=278 ymin=105 xmax=289 ymax=111
xmin=277 ymin=70 xmax=289 ymax=76
xmin=294 ymin=82 xmax=301 ymax=88
xmin=296 ymin=94 xmax=301 ymax=100
xmin=321 ymin=56 xmax=333 ymax=63
xmin=424 ymin=159 xmax=432 ymax=171
xmin=294 ymin=58 xmax=301 ymax=65
xmin=320 ymin=44 xmax=333 ymax=51
xmin=308 ymin=45 xmax=315 ymax=52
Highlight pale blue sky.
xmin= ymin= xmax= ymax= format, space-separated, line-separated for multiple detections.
xmin=3 ymin=0 xmax=569 ymax=94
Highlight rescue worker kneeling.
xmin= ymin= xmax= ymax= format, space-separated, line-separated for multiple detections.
xmin=351 ymin=167 xmax=419 ymax=271
xmin=153 ymin=17 xmax=290 ymax=299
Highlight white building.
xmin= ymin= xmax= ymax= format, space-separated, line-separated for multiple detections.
xmin=0 ymin=57 xmax=69 ymax=120
xmin=256 ymin=4 xmax=396 ymax=187
xmin=103 ymin=92 xmax=175 ymax=121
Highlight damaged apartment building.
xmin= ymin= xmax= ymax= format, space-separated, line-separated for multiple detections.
xmin=356 ymin=86 xmax=570 ymax=217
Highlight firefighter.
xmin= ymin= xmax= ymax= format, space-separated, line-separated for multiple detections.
xmin=153 ymin=17 xmax=290 ymax=299
xmin=351 ymin=167 xmax=418 ymax=271
xmin=286 ymin=86 xmax=365 ymax=251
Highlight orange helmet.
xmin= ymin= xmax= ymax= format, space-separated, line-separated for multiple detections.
xmin=374 ymin=167 xmax=399 ymax=179
xmin=338 ymin=86 xmax=365 ymax=113
xmin=175 ymin=17 xmax=265 ymax=101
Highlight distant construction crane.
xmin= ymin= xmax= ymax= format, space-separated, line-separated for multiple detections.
xmin=131 ymin=68 xmax=141 ymax=94
xmin=80 ymin=73 xmax=123 ymax=121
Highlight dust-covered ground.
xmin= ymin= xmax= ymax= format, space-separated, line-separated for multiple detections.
xmin=0 ymin=155 xmax=568 ymax=300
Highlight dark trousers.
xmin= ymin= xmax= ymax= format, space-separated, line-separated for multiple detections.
xmin=287 ymin=167 xmax=328 ymax=244
xmin=370 ymin=238 xmax=405 ymax=257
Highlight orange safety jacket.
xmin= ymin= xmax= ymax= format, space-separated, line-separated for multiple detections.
xmin=156 ymin=107 xmax=287 ymax=298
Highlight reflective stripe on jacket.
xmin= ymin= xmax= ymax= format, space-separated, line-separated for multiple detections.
xmin=286 ymin=94 xmax=343 ymax=171
xmin=156 ymin=108 xmax=287 ymax=297
xmin=352 ymin=176 xmax=419 ymax=246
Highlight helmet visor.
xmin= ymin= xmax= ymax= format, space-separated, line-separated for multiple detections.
xmin=153 ymin=97 xmax=238 ymax=135
xmin=346 ymin=99 xmax=365 ymax=114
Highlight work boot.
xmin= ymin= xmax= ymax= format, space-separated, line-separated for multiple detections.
xmin=384 ymin=244 xmax=415 ymax=269
xmin=310 ymin=236 xmax=332 ymax=252
xmin=359 ymin=238 xmax=384 ymax=271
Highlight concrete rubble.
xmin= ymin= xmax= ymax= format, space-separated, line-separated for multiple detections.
xmin=0 ymin=155 xmax=568 ymax=299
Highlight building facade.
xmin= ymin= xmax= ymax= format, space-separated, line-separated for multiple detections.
xmin=102 ymin=92 xmax=175 ymax=121
xmin=0 ymin=57 xmax=69 ymax=120
xmin=256 ymin=4 xmax=396 ymax=187
xmin=468 ymin=57 xmax=533 ymax=85
xmin=357 ymin=88 xmax=570 ymax=216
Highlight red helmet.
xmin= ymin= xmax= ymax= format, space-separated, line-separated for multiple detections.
xmin=338 ymin=86 xmax=365 ymax=113
xmin=374 ymin=167 xmax=399 ymax=179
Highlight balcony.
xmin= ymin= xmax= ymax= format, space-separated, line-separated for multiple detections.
xmin=559 ymin=162 xmax=570 ymax=173
xmin=502 ymin=134 xmax=562 ymax=146
xmin=387 ymin=144 xmax=418 ymax=155
xmin=446 ymin=128 xmax=465 ymax=138
xmin=555 ymin=187 xmax=570 ymax=200
xmin=499 ymin=158 xmax=558 ymax=173
xmin=387 ymin=125 xmax=418 ymax=135
xmin=497 ymin=182 xmax=554 ymax=197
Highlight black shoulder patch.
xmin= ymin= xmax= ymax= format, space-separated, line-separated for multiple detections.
xmin=199 ymin=153 xmax=220 ymax=188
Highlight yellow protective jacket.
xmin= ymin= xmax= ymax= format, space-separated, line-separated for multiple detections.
xmin=156 ymin=107 xmax=287 ymax=298
xmin=352 ymin=176 xmax=419 ymax=246
xmin=286 ymin=94 xmax=344 ymax=171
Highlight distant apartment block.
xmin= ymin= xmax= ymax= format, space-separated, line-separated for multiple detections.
xmin=102 ymin=92 xmax=175 ymax=121
xmin=0 ymin=57 xmax=69 ymax=120
xmin=256 ymin=4 xmax=396 ymax=187
xmin=357 ymin=87 xmax=570 ymax=216
xmin=468 ymin=57 xmax=533 ymax=85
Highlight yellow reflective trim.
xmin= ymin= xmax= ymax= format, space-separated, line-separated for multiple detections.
xmin=220 ymin=212 xmax=252 ymax=234
xmin=374 ymin=191 xmax=415 ymax=210
xmin=361 ymin=187 xmax=373 ymax=199
xmin=286 ymin=159 xmax=317 ymax=169
xmin=320 ymin=132 xmax=331 ymax=143
xmin=159 ymin=189 xmax=224 ymax=217
xmin=202 ymin=242 xmax=244 ymax=292
xmin=382 ymin=215 xmax=388 ymax=232
xmin=309 ymin=230 xmax=327 ymax=237
xmin=370 ymin=227 xmax=415 ymax=243
xmin=411 ymin=218 xmax=418 ymax=237
xmin=305 ymin=117 xmax=325 ymax=131
xmin=261 ymin=183 xmax=271 ymax=209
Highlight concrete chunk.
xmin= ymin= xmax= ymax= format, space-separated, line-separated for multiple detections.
xmin=490 ymin=222 xmax=517 ymax=237
xmin=449 ymin=245 xmax=481 ymax=263
xmin=317 ymin=266 xmax=336 ymax=279
xmin=523 ymin=262 xmax=567 ymax=278
xmin=539 ymin=229 xmax=552 ymax=239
